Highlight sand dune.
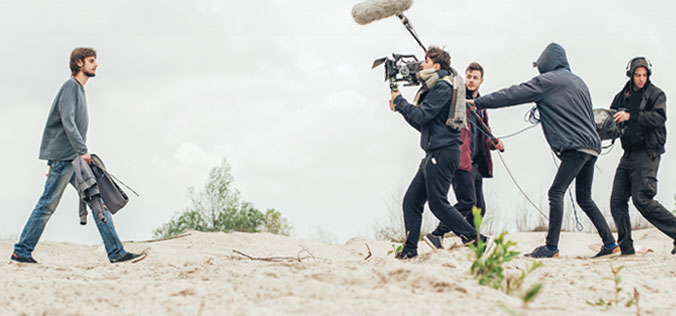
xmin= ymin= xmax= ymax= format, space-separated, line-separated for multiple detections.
xmin=2 ymin=229 xmax=675 ymax=315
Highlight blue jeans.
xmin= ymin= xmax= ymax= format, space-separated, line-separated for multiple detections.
xmin=13 ymin=161 xmax=127 ymax=261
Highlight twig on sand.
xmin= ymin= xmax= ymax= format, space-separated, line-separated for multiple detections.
xmin=298 ymin=245 xmax=316 ymax=262
xmin=364 ymin=243 xmax=372 ymax=260
xmin=233 ymin=248 xmax=316 ymax=263
xmin=127 ymin=232 xmax=192 ymax=243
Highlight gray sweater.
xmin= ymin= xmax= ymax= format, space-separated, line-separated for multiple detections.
xmin=39 ymin=78 xmax=89 ymax=161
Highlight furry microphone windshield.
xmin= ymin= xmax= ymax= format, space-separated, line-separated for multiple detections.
xmin=351 ymin=0 xmax=414 ymax=25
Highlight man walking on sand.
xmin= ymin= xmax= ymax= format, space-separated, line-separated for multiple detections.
xmin=609 ymin=57 xmax=676 ymax=256
xmin=11 ymin=48 xmax=145 ymax=264
xmin=424 ymin=62 xmax=504 ymax=250
xmin=467 ymin=43 xmax=618 ymax=258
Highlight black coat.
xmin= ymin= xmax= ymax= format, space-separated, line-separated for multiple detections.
xmin=610 ymin=80 xmax=667 ymax=156
xmin=394 ymin=78 xmax=461 ymax=152
xmin=474 ymin=43 xmax=601 ymax=155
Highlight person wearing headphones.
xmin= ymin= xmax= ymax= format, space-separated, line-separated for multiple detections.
xmin=610 ymin=57 xmax=676 ymax=256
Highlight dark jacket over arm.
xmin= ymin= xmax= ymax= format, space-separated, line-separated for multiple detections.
xmin=393 ymin=80 xmax=461 ymax=152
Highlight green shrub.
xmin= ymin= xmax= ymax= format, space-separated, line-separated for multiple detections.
xmin=153 ymin=159 xmax=291 ymax=239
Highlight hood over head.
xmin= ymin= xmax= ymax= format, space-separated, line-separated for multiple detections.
xmin=628 ymin=57 xmax=652 ymax=77
xmin=535 ymin=43 xmax=570 ymax=74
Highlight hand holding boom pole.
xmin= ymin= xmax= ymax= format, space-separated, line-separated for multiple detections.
xmin=466 ymin=100 xmax=504 ymax=152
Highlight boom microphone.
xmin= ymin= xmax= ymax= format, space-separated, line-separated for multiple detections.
xmin=351 ymin=0 xmax=414 ymax=25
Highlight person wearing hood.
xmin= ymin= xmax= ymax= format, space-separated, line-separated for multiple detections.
xmin=609 ymin=57 xmax=676 ymax=256
xmin=389 ymin=46 xmax=489 ymax=259
xmin=467 ymin=43 xmax=617 ymax=258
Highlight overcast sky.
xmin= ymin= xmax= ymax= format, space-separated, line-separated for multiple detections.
xmin=1 ymin=0 xmax=675 ymax=245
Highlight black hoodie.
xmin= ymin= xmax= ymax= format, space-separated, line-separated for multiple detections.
xmin=474 ymin=43 xmax=601 ymax=155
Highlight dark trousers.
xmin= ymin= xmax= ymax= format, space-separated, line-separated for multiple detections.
xmin=432 ymin=164 xmax=485 ymax=236
xmin=610 ymin=150 xmax=676 ymax=253
xmin=546 ymin=151 xmax=615 ymax=248
xmin=402 ymin=146 xmax=477 ymax=254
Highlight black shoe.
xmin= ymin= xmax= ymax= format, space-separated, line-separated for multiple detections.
xmin=593 ymin=244 xmax=620 ymax=258
xmin=671 ymin=243 xmax=676 ymax=255
xmin=423 ymin=233 xmax=444 ymax=250
xmin=525 ymin=245 xmax=559 ymax=258
xmin=110 ymin=252 xmax=146 ymax=263
xmin=620 ymin=248 xmax=635 ymax=256
xmin=10 ymin=252 xmax=38 ymax=264
xmin=394 ymin=250 xmax=417 ymax=260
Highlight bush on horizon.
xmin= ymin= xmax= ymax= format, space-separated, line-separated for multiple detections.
xmin=153 ymin=159 xmax=292 ymax=239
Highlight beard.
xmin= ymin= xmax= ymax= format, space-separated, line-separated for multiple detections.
xmin=83 ymin=70 xmax=96 ymax=77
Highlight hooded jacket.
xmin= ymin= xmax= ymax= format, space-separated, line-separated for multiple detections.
xmin=610 ymin=80 xmax=667 ymax=157
xmin=474 ymin=43 xmax=601 ymax=155
xmin=393 ymin=70 xmax=461 ymax=152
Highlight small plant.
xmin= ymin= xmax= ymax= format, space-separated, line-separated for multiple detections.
xmin=387 ymin=243 xmax=403 ymax=257
xmin=387 ymin=231 xmax=409 ymax=257
xmin=587 ymin=264 xmax=640 ymax=310
xmin=522 ymin=282 xmax=543 ymax=308
xmin=468 ymin=207 xmax=543 ymax=295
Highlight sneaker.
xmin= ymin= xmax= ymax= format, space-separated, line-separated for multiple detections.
xmin=423 ymin=233 xmax=444 ymax=250
xmin=110 ymin=252 xmax=146 ymax=263
xmin=394 ymin=250 xmax=417 ymax=260
xmin=525 ymin=245 xmax=559 ymax=258
xmin=593 ymin=244 xmax=620 ymax=258
xmin=10 ymin=252 xmax=38 ymax=264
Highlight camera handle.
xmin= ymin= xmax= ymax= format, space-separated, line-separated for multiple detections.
xmin=389 ymin=78 xmax=398 ymax=92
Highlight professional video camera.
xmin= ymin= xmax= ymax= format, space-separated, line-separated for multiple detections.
xmin=371 ymin=53 xmax=422 ymax=92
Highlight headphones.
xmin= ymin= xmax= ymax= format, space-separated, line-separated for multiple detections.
xmin=625 ymin=57 xmax=653 ymax=77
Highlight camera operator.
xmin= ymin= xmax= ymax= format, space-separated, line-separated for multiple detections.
xmin=389 ymin=46 xmax=488 ymax=259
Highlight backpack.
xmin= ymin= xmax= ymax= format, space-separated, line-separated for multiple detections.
xmin=593 ymin=108 xmax=623 ymax=141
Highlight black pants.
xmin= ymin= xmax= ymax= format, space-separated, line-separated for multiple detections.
xmin=402 ymin=146 xmax=477 ymax=254
xmin=431 ymin=164 xmax=485 ymax=236
xmin=610 ymin=150 xmax=676 ymax=253
xmin=546 ymin=151 xmax=615 ymax=248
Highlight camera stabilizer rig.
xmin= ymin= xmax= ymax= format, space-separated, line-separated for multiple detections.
xmin=371 ymin=53 xmax=422 ymax=92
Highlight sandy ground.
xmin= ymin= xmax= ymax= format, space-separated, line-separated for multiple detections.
xmin=1 ymin=228 xmax=675 ymax=316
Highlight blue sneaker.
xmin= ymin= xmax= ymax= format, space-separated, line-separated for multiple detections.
xmin=593 ymin=244 xmax=619 ymax=258
xmin=525 ymin=245 xmax=559 ymax=258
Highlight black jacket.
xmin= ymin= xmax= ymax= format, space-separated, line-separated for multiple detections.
xmin=474 ymin=43 xmax=601 ymax=154
xmin=610 ymin=80 xmax=667 ymax=156
xmin=393 ymin=77 xmax=461 ymax=152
